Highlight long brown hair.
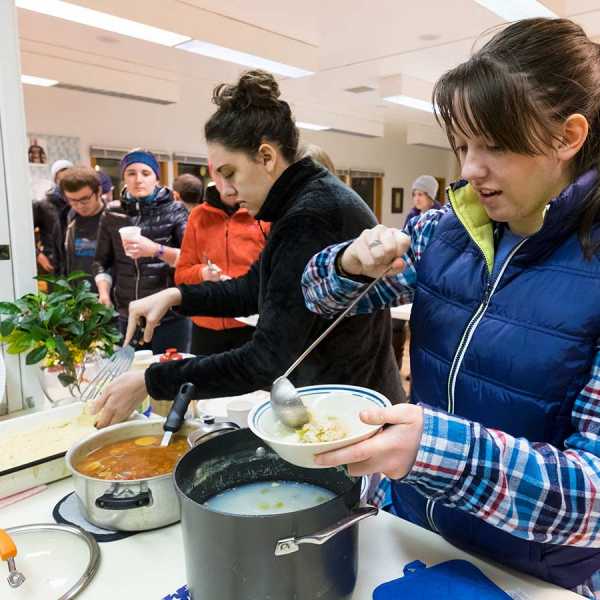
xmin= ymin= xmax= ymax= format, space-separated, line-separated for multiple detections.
xmin=433 ymin=18 xmax=600 ymax=259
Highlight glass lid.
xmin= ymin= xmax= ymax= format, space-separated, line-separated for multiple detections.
xmin=1 ymin=524 xmax=100 ymax=599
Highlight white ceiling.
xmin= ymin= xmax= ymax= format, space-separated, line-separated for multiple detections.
xmin=15 ymin=0 xmax=600 ymax=135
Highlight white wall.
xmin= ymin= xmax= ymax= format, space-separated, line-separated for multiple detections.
xmin=23 ymin=81 xmax=454 ymax=228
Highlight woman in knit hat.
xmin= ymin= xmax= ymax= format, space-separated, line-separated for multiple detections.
xmin=92 ymin=148 xmax=190 ymax=353
xmin=403 ymin=174 xmax=441 ymax=227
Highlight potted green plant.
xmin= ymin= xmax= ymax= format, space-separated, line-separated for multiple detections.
xmin=0 ymin=273 xmax=120 ymax=403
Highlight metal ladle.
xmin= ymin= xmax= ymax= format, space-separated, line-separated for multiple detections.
xmin=271 ymin=262 xmax=394 ymax=428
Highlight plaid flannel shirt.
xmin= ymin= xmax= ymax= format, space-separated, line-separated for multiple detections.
xmin=301 ymin=207 xmax=600 ymax=598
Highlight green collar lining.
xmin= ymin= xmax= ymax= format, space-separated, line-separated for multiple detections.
xmin=447 ymin=184 xmax=494 ymax=273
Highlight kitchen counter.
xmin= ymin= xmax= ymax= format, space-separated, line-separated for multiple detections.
xmin=0 ymin=477 xmax=580 ymax=599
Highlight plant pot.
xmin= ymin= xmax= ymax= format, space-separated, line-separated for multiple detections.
xmin=38 ymin=356 xmax=102 ymax=406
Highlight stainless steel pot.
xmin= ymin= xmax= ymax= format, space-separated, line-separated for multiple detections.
xmin=174 ymin=428 xmax=378 ymax=600
xmin=65 ymin=419 xmax=207 ymax=531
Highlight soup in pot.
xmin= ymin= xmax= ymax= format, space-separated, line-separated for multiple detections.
xmin=204 ymin=480 xmax=336 ymax=515
xmin=76 ymin=435 xmax=188 ymax=480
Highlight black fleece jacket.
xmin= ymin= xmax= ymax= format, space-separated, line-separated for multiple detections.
xmin=92 ymin=187 xmax=188 ymax=316
xmin=145 ymin=158 xmax=403 ymax=404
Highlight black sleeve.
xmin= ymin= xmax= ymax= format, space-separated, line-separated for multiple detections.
xmin=33 ymin=201 xmax=60 ymax=264
xmin=176 ymin=260 xmax=260 ymax=319
xmin=171 ymin=202 xmax=188 ymax=248
xmin=52 ymin=222 xmax=66 ymax=275
xmin=92 ymin=214 xmax=114 ymax=277
xmin=145 ymin=215 xmax=339 ymax=400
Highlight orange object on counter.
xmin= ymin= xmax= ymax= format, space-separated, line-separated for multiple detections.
xmin=160 ymin=348 xmax=183 ymax=362
xmin=0 ymin=528 xmax=17 ymax=560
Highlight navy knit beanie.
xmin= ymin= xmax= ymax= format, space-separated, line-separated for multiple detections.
xmin=120 ymin=150 xmax=160 ymax=179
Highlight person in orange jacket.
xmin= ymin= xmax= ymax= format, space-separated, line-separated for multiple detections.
xmin=175 ymin=168 xmax=269 ymax=355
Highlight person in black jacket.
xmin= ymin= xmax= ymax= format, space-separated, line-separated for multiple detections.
xmin=92 ymin=70 xmax=404 ymax=428
xmin=32 ymin=159 xmax=74 ymax=274
xmin=92 ymin=149 xmax=190 ymax=354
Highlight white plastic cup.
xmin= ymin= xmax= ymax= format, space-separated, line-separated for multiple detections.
xmin=226 ymin=399 xmax=254 ymax=428
xmin=119 ymin=226 xmax=141 ymax=257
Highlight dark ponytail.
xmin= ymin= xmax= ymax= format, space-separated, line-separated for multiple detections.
xmin=205 ymin=70 xmax=299 ymax=164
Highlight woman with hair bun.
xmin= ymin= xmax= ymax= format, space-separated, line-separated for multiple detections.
xmin=94 ymin=70 xmax=406 ymax=428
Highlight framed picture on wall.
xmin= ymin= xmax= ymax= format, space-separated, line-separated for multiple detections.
xmin=391 ymin=187 xmax=404 ymax=213
xmin=27 ymin=136 xmax=48 ymax=164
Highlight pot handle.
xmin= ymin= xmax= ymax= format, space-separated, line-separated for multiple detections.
xmin=0 ymin=529 xmax=26 ymax=588
xmin=95 ymin=486 xmax=152 ymax=510
xmin=274 ymin=505 xmax=378 ymax=556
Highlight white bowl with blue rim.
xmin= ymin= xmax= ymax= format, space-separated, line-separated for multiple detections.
xmin=248 ymin=384 xmax=391 ymax=469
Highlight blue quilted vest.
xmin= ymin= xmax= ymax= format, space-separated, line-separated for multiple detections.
xmin=392 ymin=170 xmax=600 ymax=589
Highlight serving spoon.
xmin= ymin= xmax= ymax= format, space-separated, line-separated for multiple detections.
xmin=271 ymin=262 xmax=395 ymax=428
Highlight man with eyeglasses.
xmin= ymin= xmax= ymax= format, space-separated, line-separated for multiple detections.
xmin=60 ymin=166 xmax=105 ymax=293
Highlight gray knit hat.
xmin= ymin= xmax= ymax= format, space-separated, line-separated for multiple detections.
xmin=411 ymin=175 xmax=439 ymax=200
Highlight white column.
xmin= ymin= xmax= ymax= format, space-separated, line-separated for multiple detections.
xmin=0 ymin=0 xmax=40 ymax=414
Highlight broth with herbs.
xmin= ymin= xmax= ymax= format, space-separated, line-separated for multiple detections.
xmin=76 ymin=435 xmax=188 ymax=480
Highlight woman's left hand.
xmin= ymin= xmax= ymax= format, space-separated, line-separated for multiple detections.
xmin=122 ymin=235 xmax=158 ymax=260
xmin=314 ymin=404 xmax=424 ymax=479
xmin=91 ymin=370 xmax=148 ymax=428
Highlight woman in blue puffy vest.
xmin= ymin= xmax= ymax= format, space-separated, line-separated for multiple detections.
xmin=302 ymin=18 xmax=600 ymax=597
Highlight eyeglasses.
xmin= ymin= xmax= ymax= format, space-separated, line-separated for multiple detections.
xmin=65 ymin=192 xmax=97 ymax=205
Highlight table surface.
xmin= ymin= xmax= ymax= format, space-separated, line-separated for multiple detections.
xmin=0 ymin=477 xmax=580 ymax=599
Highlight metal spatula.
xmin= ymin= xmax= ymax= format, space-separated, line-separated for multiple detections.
xmin=80 ymin=320 xmax=145 ymax=407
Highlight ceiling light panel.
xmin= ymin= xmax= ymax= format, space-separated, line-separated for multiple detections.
xmin=380 ymin=75 xmax=435 ymax=113
xmin=383 ymin=95 xmax=434 ymax=113
xmin=16 ymin=0 xmax=190 ymax=46
xmin=175 ymin=40 xmax=314 ymax=78
xmin=473 ymin=0 xmax=556 ymax=20
xmin=21 ymin=74 xmax=59 ymax=87
xmin=296 ymin=121 xmax=331 ymax=131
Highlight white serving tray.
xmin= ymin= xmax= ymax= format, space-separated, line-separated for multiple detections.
xmin=0 ymin=402 xmax=94 ymax=498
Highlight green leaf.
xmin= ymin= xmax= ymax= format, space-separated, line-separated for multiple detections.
xmin=66 ymin=271 xmax=88 ymax=282
xmin=55 ymin=336 xmax=70 ymax=360
xmin=26 ymin=345 xmax=48 ymax=365
xmin=7 ymin=339 xmax=33 ymax=354
xmin=0 ymin=319 xmax=15 ymax=337
xmin=47 ymin=293 xmax=73 ymax=305
xmin=48 ymin=306 xmax=68 ymax=328
xmin=0 ymin=302 xmax=20 ymax=315
xmin=29 ymin=324 xmax=49 ymax=341
xmin=67 ymin=322 xmax=84 ymax=337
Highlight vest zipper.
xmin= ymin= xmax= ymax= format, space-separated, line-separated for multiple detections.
xmin=425 ymin=497 xmax=438 ymax=533
xmin=425 ymin=238 xmax=527 ymax=535
xmin=446 ymin=237 xmax=528 ymax=414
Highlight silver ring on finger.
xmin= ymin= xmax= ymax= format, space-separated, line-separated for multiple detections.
xmin=368 ymin=240 xmax=383 ymax=249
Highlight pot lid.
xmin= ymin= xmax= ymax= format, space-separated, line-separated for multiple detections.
xmin=1 ymin=524 xmax=100 ymax=599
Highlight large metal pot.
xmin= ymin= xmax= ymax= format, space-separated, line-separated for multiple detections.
xmin=65 ymin=419 xmax=222 ymax=531
xmin=174 ymin=428 xmax=378 ymax=600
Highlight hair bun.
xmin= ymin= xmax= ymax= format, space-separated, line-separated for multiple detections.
xmin=212 ymin=70 xmax=281 ymax=110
